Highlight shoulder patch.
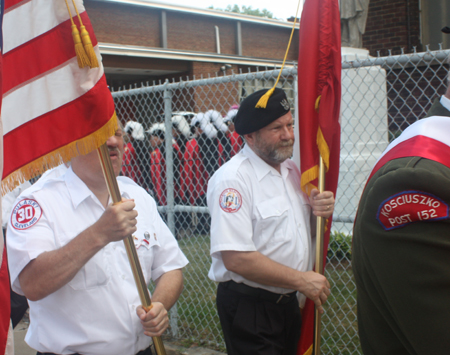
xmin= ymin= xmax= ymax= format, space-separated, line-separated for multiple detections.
xmin=377 ymin=191 xmax=448 ymax=230
xmin=219 ymin=188 xmax=242 ymax=213
xmin=11 ymin=199 xmax=43 ymax=230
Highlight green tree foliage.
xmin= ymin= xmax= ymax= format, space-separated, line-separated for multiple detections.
xmin=208 ymin=4 xmax=274 ymax=18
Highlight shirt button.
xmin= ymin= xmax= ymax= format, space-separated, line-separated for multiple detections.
xmin=121 ymin=275 xmax=126 ymax=279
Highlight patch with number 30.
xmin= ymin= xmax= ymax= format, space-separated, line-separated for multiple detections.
xmin=377 ymin=190 xmax=448 ymax=230
xmin=11 ymin=199 xmax=43 ymax=230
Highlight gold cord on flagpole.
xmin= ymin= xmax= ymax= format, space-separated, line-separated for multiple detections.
xmin=255 ymin=0 xmax=302 ymax=108
xmin=97 ymin=144 xmax=167 ymax=355
xmin=64 ymin=0 xmax=90 ymax=68
xmin=313 ymin=156 xmax=326 ymax=355
xmin=70 ymin=0 xmax=99 ymax=68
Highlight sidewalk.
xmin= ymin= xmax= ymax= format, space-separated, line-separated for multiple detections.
xmin=13 ymin=319 xmax=225 ymax=355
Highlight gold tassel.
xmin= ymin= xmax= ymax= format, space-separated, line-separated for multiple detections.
xmin=255 ymin=87 xmax=275 ymax=109
xmin=71 ymin=24 xmax=90 ymax=68
xmin=70 ymin=0 xmax=99 ymax=69
xmin=80 ymin=25 xmax=99 ymax=68
xmin=65 ymin=0 xmax=90 ymax=68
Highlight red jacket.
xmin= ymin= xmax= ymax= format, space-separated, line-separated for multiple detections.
xmin=122 ymin=142 xmax=142 ymax=185
xmin=182 ymin=137 xmax=224 ymax=205
xmin=150 ymin=143 xmax=183 ymax=205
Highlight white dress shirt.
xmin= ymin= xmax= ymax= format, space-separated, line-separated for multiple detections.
xmin=7 ymin=167 xmax=188 ymax=355
xmin=207 ymin=144 xmax=315 ymax=301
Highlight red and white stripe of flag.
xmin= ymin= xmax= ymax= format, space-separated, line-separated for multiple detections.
xmin=2 ymin=0 xmax=116 ymax=190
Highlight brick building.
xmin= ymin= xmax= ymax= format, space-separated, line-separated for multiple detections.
xmin=363 ymin=0 xmax=449 ymax=56
xmin=85 ymin=0 xmax=299 ymax=90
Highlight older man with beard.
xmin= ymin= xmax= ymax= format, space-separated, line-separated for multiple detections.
xmin=6 ymin=124 xmax=188 ymax=355
xmin=207 ymin=88 xmax=335 ymax=355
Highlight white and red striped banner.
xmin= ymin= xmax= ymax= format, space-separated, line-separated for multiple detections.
xmin=2 ymin=0 xmax=117 ymax=193
xmin=369 ymin=116 xmax=450 ymax=180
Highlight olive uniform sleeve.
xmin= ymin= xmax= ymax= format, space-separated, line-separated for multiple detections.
xmin=353 ymin=156 xmax=450 ymax=355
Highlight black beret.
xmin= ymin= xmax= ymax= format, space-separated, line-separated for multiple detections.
xmin=234 ymin=88 xmax=290 ymax=135
xmin=442 ymin=26 xmax=450 ymax=34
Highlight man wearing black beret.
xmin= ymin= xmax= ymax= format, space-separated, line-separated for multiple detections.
xmin=353 ymin=42 xmax=450 ymax=353
xmin=207 ymin=88 xmax=335 ymax=355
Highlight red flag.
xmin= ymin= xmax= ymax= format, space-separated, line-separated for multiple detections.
xmin=1 ymin=0 xmax=117 ymax=193
xmin=296 ymin=0 xmax=341 ymax=354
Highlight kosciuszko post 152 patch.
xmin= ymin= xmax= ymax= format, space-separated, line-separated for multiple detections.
xmin=377 ymin=190 xmax=449 ymax=230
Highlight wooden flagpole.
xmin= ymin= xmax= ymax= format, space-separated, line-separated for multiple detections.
xmin=97 ymin=144 xmax=167 ymax=355
xmin=313 ymin=156 xmax=326 ymax=355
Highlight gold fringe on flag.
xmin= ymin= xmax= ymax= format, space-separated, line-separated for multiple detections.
xmin=65 ymin=0 xmax=90 ymax=68
xmin=2 ymin=114 xmax=118 ymax=195
xmin=255 ymin=1 xmax=302 ymax=109
xmin=71 ymin=0 xmax=99 ymax=68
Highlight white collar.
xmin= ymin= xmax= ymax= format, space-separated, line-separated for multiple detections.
xmin=243 ymin=144 xmax=291 ymax=181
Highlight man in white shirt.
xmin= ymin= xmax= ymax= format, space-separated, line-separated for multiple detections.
xmin=6 ymin=124 xmax=188 ymax=355
xmin=207 ymin=88 xmax=335 ymax=355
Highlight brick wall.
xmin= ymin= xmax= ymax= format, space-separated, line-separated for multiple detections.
xmin=241 ymin=23 xmax=298 ymax=61
xmin=167 ymin=12 xmax=237 ymax=54
xmin=363 ymin=0 xmax=421 ymax=56
xmin=86 ymin=1 xmax=160 ymax=48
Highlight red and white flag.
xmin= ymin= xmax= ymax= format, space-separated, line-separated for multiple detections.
xmin=296 ymin=0 xmax=341 ymax=354
xmin=0 ymin=1 xmax=12 ymax=353
xmin=2 ymin=0 xmax=117 ymax=193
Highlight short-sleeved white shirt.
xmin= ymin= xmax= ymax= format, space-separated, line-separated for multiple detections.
xmin=7 ymin=167 xmax=188 ymax=355
xmin=207 ymin=144 xmax=315 ymax=297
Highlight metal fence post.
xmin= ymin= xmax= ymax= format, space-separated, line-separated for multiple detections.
xmin=163 ymin=83 xmax=178 ymax=337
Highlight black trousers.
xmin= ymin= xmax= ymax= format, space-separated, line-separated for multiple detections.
xmin=37 ymin=345 xmax=153 ymax=355
xmin=217 ymin=282 xmax=302 ymax=355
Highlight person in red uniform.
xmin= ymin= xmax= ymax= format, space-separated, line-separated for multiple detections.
xmin=122 ymin=137 xmax=142 ymax=185
xmin=182 ymin=113 xmax=223 ymax=233
xmin=223 ymin=105 xmax=243 ymax=157
xmin=171 ymin=115 xmax=190 ymax=153
xmin=147 ymin=123 xmax=183 ymax=207
xmin=124 ymin=121 xmax=153 ymax=193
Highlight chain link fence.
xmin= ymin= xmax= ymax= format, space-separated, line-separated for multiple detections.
xmin=111 ymin=48 xmax=450 ymax=354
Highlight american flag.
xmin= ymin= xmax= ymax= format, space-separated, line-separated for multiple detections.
xmin=1 ymin=0 xmax=117 ymax=193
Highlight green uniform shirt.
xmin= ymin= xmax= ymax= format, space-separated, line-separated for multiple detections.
xmin=353 ymin=99 xmax=450 ymax=354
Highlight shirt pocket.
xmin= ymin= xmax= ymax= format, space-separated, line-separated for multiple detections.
xmin=255 ymin=196 xmax=290 ymax=244
xmin=67 ymin=248 xmax=111 ymax=291
xmin=134 ymin=230 xmax=161 ymax=283
xmin=56 ymin=231 xmax=111 ymax=291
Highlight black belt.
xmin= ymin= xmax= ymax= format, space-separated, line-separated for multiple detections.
xmin=221 ymin=280 xmax=297 ymax=305
xmin=37 ymin=344 xmax=153 ymax=355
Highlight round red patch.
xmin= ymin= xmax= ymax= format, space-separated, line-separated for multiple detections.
xmin=219 ymin=188 xmax=242 ymax=213
xmin=11 ymin=199 xmax=42 ymax=230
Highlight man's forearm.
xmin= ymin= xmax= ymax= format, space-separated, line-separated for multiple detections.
xmin=18 ymin=227 xmax=105 ymax=301
xmin=152 ymin=269 xmax=184 ymax=311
